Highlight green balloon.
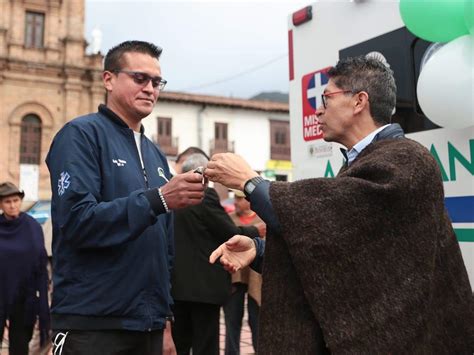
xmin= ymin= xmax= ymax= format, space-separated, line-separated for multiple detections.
xmin=466 ymin=0 xmax=474 ymax=34
xmin=400 ymin=0 xmax=468 ymax=42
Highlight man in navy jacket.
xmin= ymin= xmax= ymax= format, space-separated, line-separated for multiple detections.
xmin=46 ymin=40 xmax=205 ymax=355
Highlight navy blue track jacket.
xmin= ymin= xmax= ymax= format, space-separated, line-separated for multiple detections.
xmin=46 ymin=105 xmax=174 ymax=331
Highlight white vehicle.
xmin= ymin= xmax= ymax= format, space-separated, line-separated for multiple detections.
xmin=288 ymin=1 xmax=474 ymax=286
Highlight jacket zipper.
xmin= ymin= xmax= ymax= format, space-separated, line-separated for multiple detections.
xmin=135 ymin=131 xmax=155 ymax=330
xmin=142 ymin=167 xmax=149 ymax=188
xmin=132 ymin=130 xmax=165 ymax=330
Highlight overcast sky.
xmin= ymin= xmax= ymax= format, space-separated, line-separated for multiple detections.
xmin=85 ymin=0 xmax=310 ymax=99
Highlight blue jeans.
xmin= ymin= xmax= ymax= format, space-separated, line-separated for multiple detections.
xmin=223 ymin=283 xmax=259 ymax=355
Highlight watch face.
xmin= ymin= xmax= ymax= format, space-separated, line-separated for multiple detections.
xmin=245 ymin=181 xmax=256 ymax=195
xmin=244 ymin=177 xmax=263 ymax=197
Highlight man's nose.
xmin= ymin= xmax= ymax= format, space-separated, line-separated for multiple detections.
xmin=316 ymin=105 xmax=324 ymax=117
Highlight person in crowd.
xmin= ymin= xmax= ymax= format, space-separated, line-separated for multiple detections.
xmin=46 ymin=40 xmax=205 ymax=355
xmin=173 ymin=147 xmax=208 ymax=177
xmin=0 ymin=182 xmax=50 ymax=355
xmin=171 ymin=152 xmax=260 ymax=355
xmin=224 ymin=190 xmax=264 ymax=355
xmin=206 ymin=56 xmax=474 ymax=353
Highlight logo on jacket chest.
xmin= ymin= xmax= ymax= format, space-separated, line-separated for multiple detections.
xmin=112 ymin=159 xmax=127 ymax=167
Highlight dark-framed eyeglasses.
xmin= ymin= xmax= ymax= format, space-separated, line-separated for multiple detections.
xmin=321 ymin=90 xmax=352 ymax=109
xmin=113 ymin=70 xmax=167 ymax=91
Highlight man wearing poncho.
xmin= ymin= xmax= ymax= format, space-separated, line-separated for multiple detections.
xmin=205 ymin=56 xmax=474 ymax=353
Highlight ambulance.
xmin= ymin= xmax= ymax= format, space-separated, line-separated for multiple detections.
xmin=287 ymin=0 xmax=474 ymax=286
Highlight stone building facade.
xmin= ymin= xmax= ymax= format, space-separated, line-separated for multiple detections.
xmin=0 ymin=0 xmax=104 ymax=200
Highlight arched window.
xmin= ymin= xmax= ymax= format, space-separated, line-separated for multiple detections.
xmin=20 ymin=114 xmax=42 ymax=164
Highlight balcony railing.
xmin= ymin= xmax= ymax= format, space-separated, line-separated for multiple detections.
xmin=209 ymin=139 xmax=235 ymax=156
xmin=270 ymin=145 xmax=291 ymax=161
xmin=153 ymin=135 xmax=179 ymax=156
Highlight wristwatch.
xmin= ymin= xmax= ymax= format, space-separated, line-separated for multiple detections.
xmin=243 ymin=176 xmax=264 ymax=198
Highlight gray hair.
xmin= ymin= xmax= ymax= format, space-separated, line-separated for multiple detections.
xmin=327 ymin=56 xmax=396 ymax=125
xmin=181 ymin=153 xmax=209 ymax=173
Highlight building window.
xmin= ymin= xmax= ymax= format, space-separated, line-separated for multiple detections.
xmin=20 ymin=114 xmax=42 ymax=164
xmin=270 ymin=120 xmax=291 ymax=160
xmin=158 ymin=117 xmax=172 ymax=141
xmin=214 ymin=122 xmax=228 ymax=150
xmin=25 ymin=11 xmax=45 ymax=48
xmin=215 ymin=122 xmax=228 ymax=142
xmin=210 ymin=122 xmax=233 ymax=155
xmin=156 ymin=117 xmax=178 ymax=156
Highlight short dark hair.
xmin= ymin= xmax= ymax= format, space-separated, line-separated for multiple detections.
xmin=104 ymin=40 xmax=163 ymax=72
xmin=176 ymin=147 xmax=210 ymax=164
xmin=327 ymin=56 xmax=396 ymax=125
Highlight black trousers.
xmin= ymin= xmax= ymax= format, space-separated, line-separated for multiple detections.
xmin=171 ymin=300 xmax=220 ymax=355
xmin=0 ymin=300 xmax=34 ymax=355
xmin=52 ymin=329 xmax=164 ymax=355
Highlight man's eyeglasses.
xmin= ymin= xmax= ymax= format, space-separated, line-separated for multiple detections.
xmin=113 ymin=70 xmax=167 ymax=91
xmin=321 ymin=90 xmax=352 ymax=109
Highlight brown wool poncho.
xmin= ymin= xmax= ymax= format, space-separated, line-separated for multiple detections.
xmin=260 ymin=138 xmax=474 ymax=354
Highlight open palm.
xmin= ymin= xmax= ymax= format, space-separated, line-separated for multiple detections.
xmin=209 ymin=235 xmax=257 ymax=273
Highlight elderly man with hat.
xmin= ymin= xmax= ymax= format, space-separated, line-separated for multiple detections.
xmin=0 ymin=182 xmax=50 ymax=354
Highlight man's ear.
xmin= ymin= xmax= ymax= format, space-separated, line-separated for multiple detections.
xmin=353 ymin=91 xmax=369 ymax=115
xmin=103 ymin=71 xmax=114 ymax=92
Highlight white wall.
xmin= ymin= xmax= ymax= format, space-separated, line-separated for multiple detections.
xmin=142 ymin=102 xmax=200 ymax=150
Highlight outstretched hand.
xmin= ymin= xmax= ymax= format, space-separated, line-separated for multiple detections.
xmin=209 ymin=235 xmax=257 ymax=273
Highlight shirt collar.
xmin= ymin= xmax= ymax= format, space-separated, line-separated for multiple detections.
xmin=98 ymin=104 xmax=145 ymax=134
xmin=345 ymin=124 xmax=390 ymax=165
